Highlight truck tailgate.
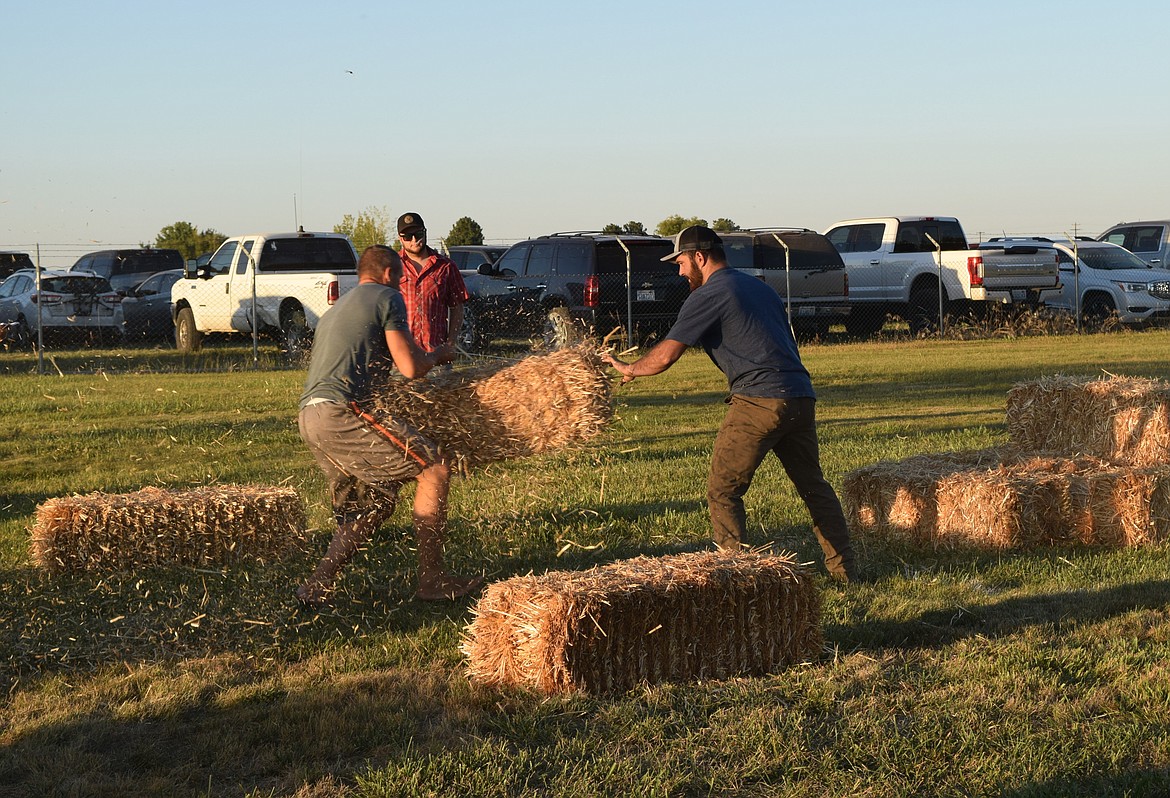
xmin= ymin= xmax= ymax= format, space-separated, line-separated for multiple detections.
xmin=979 ymin=249 xmax=1060 ymax=290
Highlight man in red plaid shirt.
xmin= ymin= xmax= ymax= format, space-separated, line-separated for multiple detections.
xmin=396 ymin=212 xmax=469 ymax=353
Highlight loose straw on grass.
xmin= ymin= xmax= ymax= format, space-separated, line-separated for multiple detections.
xmin=462 ymin=550 xmax=821 ymax=695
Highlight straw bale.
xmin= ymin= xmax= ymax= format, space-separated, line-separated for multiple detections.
xmin=462 ymin=550 xmax=821 ymax=695
xmin=30 ymin=485 xmax=309 ymax=573
xmin=368 ymin=344 xmax=613 ymax=470
xmin=1006 ymin=374 xmax=1170 ymax=466
xmin=843 ymin=447 xmax=1170 ymax=549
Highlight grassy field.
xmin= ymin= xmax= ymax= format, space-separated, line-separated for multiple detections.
xmin=3 ymin=332 xmax=1170 ymax=797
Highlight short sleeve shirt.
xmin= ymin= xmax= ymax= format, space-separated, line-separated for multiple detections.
xmin=665 ymin=267 xmax=815 ymax=399
xmin=399 ymin=250 xmax=470 ymax=351
xmin=300 ymin=282 xmax=411 ymax=408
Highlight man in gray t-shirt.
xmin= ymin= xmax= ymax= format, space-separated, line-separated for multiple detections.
xmin=296 ymin=245 xmax=482 ymax=607
xmin=603 ymin=226 xmax=857 ymax=583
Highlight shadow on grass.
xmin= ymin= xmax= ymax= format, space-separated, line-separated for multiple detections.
xmin=0 ymin=657 xmax=484 ymax=797
xmin=996 ymin=767 xmax=1170 ymax=798
xmin=833 ymin=576 xmax=1170 ymax=652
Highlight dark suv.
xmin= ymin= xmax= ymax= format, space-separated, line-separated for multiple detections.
xmin=447 ymin=245 xmax=506 ymax=273
xmin=460 ymin=232 xmax=684 ymax=349
xmin=0 ymin=252 xmax=34 ymax=281
xmin=69 ymin=248 xmax=185 ymax=295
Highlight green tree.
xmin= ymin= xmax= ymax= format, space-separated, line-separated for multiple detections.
xmin=333 ymin=206 xmax=391 ymax=252
xmin=446 ymin=216 xmax=484 ymax=246
xmin=712 ymin=218 xmax=740 ymax=232
xmin=152 ymin=222 xmax=227 ymax=260
xmin=656 ymin=215 xmax=708 ymax=237
xmin=602 ymin=221 xmax=647 ymax=235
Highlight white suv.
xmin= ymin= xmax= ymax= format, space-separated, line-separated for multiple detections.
xmin=980 ymin=238 xmax=1170 ymax=326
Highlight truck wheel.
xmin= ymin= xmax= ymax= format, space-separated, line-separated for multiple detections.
xmin=1081 ymin=296 xmax=1117 ymax=332
xmin=457 ymin=306 xmax=489 ymax=353
xmin=541 ymin=306 xmax=579 ymax=350
xmin=16 ymin=317 xmax=34 ymax=349
xmin=282 ymin=307 xmax=311 ymax=362
xmin=907 ymin=284 xmax=942 ymax=337
xmin=175 ymin=307 xmax=202 ymax=353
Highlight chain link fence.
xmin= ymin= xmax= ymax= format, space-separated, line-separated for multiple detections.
xmin=1 ymin=241 xmax=1162 ymax=376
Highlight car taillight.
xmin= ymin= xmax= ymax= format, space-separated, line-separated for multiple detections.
xmin=101 ymin=293 xmax=122 ymax=303
xmin=327 ymin=280 xmax=339 ymax=305
xmin=31 ymin=293 xmax=63 ymax=305
xmin=966 ymin=256 xmax=984 ymax=287
xmin=843 ymin=272 xmax=849 ymax=297
xmin=584 ymin=275 xmax=599 ymax=308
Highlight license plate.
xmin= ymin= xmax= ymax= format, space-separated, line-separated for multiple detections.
xmin=636 ymin=289 xmax=656 ymax=302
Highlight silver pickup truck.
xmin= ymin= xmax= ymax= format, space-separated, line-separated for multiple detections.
xmin=824 ymin=216 xmax=1060 ymax=336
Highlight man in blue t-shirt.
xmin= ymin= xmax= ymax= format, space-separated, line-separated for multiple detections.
xmin=603 ymin=226 xmax=858 ymax=583
xmin=296 ymin=245 xmax=482 ymax=607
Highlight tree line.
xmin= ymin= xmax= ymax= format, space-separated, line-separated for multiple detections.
xmin=149 ymin=210 xmax=741 ymax=258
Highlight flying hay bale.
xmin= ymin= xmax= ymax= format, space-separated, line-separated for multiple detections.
xmin=368 ymin=344 xmax=613 ymax=470
xmin=462 ymin=550 xmax=821 ymax=695
xmin=1007 ymin=374 xmax=1170 ymax=466
xmin=30 ymin=485 xmax=309 ymax=573
xmin=843 ymin=448 xmax=1170 ymax=549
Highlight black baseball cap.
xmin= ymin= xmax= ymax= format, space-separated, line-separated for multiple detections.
xmin=397 ymin=212 xmax=426 ymax=237
xmin=661 ymin=225 xmax=722 ymax=262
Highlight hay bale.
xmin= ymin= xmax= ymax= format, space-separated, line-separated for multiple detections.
xmin=369 ymin=344 xmax=613 ymax=470
xmin=462 ymin=550 xmax=821 ymax=695
xmin=1007 ymin=374 xmax=1170 ymax=466
xmin=30 ymin=485 xmax=309 ymax=573
xmin=843 ymin=448 xmax=1170 ymax=549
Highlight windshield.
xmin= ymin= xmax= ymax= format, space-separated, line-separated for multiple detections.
xmin=1072 ymin=246 xmax=1151 ymax=271
xmin=117 ymin=251 xmax=183 ymax=276
xmin=258 ymin=237 xmax=356 ymax=271
xmin=595 ymin=240 xmax=674 ymax=275
xmin=41 ymin=276 xmax=113 ymax=294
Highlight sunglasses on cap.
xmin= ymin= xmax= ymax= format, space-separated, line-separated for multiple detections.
xmin=400 ymin=229 xmax=426 ymax=241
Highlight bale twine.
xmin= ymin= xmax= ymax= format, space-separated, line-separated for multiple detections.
xmin=462 ymin=550 xmax=821 ymax=695
xmin=30 ymin=485 xmax=309 ymax=573
xmin=1006 ymin=374 xmax=1170 ymax=466
xmin=843 ymin=448 xmax=1170 ymax=549
xmin=368 ymin=344 xmax=613 ymax=470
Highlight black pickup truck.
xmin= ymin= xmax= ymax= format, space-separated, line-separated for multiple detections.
xmin=459 ymin=232 xmax=685 ymax=349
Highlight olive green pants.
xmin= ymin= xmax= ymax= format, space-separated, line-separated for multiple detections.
xmin=707 ymin=394 xmax=856 ymax=580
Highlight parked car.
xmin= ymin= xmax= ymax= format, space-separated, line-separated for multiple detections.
xmin=1098 ymin=220 xmax=1170 ymax=269
xmin=0 ymin=251 xmax=34 ymax=281
xmin=978 ymin=237 xmax=1170 ymax=326
xmin=0 ymin=269 xmax=123 ymax=347
xmin=459 ymin=232 xmax=683 ymax=350
xmin=719 ymin=228 xmax=848 ymax=338
xmin=121 ymin=269 xmax=184 ymax=341
xmin=446 ymin=245 xmax=506 ymax=274
xmin=69 ymin=248 xmax=185 ymax=295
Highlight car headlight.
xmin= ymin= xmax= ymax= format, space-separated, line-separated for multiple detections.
xmin=1114 ymin=282 xmax=1149 ymax=293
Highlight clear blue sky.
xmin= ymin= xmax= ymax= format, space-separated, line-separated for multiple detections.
xmin=2 ymin=0 xmax=1165 ymax=266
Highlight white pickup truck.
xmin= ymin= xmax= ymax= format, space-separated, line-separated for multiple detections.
xmin=823 ymin=216 xmax=1060 ymax=336
xmin=170 ymin=230 xmax=358 ymax=355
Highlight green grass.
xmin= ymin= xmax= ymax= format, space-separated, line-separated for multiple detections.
xmin=4 ymin=331 xmax=1170 ymax=796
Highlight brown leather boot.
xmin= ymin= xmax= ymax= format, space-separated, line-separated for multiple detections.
xmin=296 ymin=521 xmax=366 ymax=608
xmin=415 ymin=521 xmax=483 ymax=601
